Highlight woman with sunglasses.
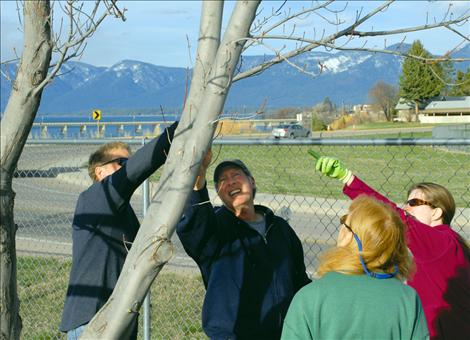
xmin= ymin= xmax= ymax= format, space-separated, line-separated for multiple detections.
xmin=281 ymin=195 xmax=429 ymax=339
xmin=308 ymin=151 xmax=470 ymax=340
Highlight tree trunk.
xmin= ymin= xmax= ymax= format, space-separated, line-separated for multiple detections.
xmin=82 ymin=1 xmax=261 ymax=338
xmin=0 ymin=2 xmax=52 ymax=339
xmin=0 ymin=173 xmax=21 ymax=340
xmin=414 ymin=101 xmax=420 ymax=122
xmin=382 ymin=104 xmax=389 ymax=121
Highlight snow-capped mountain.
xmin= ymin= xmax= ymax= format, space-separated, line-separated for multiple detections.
xmin=227 ymin=46 xmax=405 ymax=108
xmin=43 ymin=60 xmax=189 ymax=112
xmin=1 ymin=43 xmax=468 ymax=114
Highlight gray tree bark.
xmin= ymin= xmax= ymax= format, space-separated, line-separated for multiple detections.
xmin=1 ymin=1 xmax=122 ymax=338
xmin=81 ymin=1 xmax=261 ymax=338
xmin=0 ymin=2 xmax=52 ymax=339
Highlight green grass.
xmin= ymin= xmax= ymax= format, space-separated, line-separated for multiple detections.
xmin=334 ymin=131 xmax=433 ymax=139
xmin=152 ymin=144 xmax=470 ymax=207
xmin=344 ymin=121 xmax=435 ymax=130
xmin=18 ymin=257 xmax=70 ymax=340
xmin=150 ymin=271 xmax=206 ymax=339
xmin=17 ymin=257 xmax=206 ymax=340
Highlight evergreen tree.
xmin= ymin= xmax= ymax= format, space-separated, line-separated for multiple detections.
xmin=320 ymin=97 xmax=335 ymax=113
xmin=462 ymin=69 xmax=470 ymax=95
xmin=449 ymin=68 xmax=470 ymax=96
xmin=399 ymin=40 xmax=444 ymax=120
xmin=440 ymin=60 xmax=455 ymax=96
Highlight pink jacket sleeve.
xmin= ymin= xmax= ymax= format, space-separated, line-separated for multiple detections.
xmin=343 ymin=176 xmax=457 ymax=262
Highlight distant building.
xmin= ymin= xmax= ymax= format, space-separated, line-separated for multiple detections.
xmin=352 ymin=104 xmax=373 ymax=114
xmin=420 ymin=96 xmax=470 ymax=123
xmin=395 ymin=96 xmax=470 ymax=123
xmin=396 ymin=101 xmax=413 ymax=121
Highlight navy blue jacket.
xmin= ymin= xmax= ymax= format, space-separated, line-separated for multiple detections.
xmin=60 ymin=122 xmax=177 ymax=332
xmin=177 ymin=186 xmax=310 ymax=340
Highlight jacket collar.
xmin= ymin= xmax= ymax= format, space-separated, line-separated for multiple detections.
xmin=217 ymin=204 xmax=275 ymax=226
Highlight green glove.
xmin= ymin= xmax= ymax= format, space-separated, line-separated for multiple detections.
xmin=308 ymin=149 xmax=352 ymax=183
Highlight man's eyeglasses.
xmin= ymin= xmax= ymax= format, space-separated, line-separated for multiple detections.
xmin=340 ymin=214 xmax=398 ymax=279
xmin=100 ymin=157 xmax=128 ymax=167
xmin=405 ymin=198 xmax=434 ymax=208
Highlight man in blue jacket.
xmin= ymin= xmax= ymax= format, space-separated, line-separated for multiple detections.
xmin=177 ymin=149 xmax=310 ymax=340
xmin=60 ymin=122 xmax=177 ymax=340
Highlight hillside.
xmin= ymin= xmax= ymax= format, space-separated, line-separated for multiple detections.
xmin=1 ymin=43 xmax=468 ymax=115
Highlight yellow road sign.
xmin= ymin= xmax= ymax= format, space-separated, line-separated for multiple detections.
xmin=92 ymin=110 xmax=101 ymax=120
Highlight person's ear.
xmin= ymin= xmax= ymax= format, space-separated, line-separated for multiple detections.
xmin=250 ymin=176 xmax=256 ymax=189
xmin=94 ymin=165 xmax=104 ymax=182
xmin=431 ymin=207 xmax=444 ymax=224
xmin=337 ymin=226 xmax=353 ymax=247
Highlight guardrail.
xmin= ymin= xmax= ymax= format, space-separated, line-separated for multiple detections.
xmin=32 ymin=121 xmax=167 ymax=137
xmin=30 ymin=118 xmax=304 ymax=138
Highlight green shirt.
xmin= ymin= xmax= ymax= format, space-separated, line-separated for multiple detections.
xmin=281 ymin=272 xmax=429 ymax=340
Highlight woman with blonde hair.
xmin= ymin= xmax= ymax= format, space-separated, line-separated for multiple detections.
xmin=309 ymin=151 xmax=470 ymax=340
xmin=282 ymin=196 xmax=429 ymax=340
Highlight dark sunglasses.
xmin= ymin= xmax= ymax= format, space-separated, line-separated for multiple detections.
xmin=100 ymin=157 xmax=128 ymax=167
xmin=339 ymin=214 xmax=398 ymax=279
xmin=405 ymin=198 xmax=434 ymax=208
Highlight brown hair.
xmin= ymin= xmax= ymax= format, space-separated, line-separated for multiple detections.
xmin=317 ymin=195 xmax=414 ymax=281
xmin=407 ymin=182 xmax=455 ymax=225
xmin=88 ymin=142 xmax=131 ymax=181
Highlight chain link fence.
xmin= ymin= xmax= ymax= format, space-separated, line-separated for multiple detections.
xmin=14 ymin=138 xmax=470 ymax=339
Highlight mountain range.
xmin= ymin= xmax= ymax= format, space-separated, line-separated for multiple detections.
xmin=1 ymin=43 xmax=469 ymax=115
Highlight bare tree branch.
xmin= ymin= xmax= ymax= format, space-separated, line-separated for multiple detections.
xmin=254 ymin=0 xmax=334 ymax=36
xmin=444 ymin=24 xmax=470 ymax=43
xmin=0 ymin=59 xmax=21 ymax=66
xmin=243 ymin=37 xmax=322 ymax=77
xmin=347 ymin=14 xmax=470 ymax=37
xmin=234 ymin=0 xmax=469 ymax=82
xmin=32 ymin=0 xmax=125 ymax=95
xmin=249 ymin=35 xmax=470 ymax=62
xmin=245 ymin=0 xmax=335 ymax=53
xmin=234 ymin=0 xmax=395 ymax=82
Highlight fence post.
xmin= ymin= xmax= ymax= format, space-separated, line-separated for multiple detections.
xmin=142 ymin=138 xmax=151 ymax=340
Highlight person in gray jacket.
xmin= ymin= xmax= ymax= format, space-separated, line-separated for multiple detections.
xmin=60 ymin=122 xmax=177 ymax=340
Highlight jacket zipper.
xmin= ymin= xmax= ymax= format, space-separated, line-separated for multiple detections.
xmin=262 ymin=223 xmax=274 ymax=244
xmin=262 ymin=221 xmax=283 ymax=325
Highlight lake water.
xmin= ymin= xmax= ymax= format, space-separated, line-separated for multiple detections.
xmin=29 ymin=113 xmax=268 ymax=139
xmin=30 ymin=114 xmax=181 ymax=139
xmin=27 ymin=111 xmax=276 ymax=139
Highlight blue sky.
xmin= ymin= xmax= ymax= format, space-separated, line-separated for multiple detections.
xmin=1 ymin=1 xmax=468 ymax=68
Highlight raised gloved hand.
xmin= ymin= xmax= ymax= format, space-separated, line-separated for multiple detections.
xmin=308 ymin=150 xmax=352 ymax=183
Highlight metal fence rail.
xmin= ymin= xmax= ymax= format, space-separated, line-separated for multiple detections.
xmin=14 ymin=138 xmax=470 ymax=339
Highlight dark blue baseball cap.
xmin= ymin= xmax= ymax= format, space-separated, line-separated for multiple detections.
xmin=213 ymin=159 xmax=253 ymax=185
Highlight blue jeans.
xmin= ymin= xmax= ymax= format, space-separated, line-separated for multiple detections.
xmin=67 ymin=324 xmax=86 ymax=340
